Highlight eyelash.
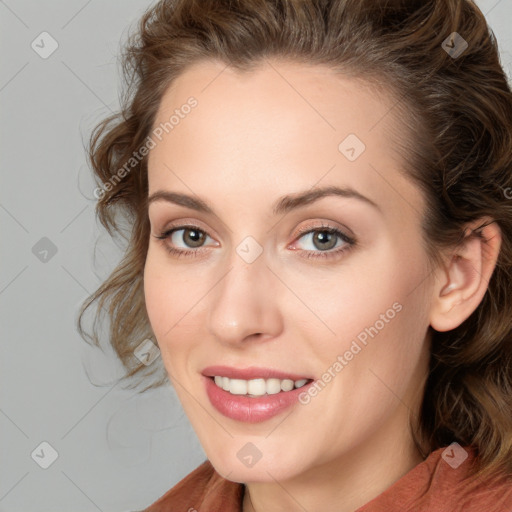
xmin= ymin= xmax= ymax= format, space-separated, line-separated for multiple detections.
xmin=153 ymin=223 xmax=356 ymax=261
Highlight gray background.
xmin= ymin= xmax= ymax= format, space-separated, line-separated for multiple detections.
xmin=1 ymin=1 xmax=511 ymax=511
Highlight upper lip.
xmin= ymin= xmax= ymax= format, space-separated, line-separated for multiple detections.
xmin=201 ymin=365 xmax=313 ymax=381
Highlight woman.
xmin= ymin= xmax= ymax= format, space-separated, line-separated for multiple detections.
xmin=79 ymin=0 xmax=512 ymax=510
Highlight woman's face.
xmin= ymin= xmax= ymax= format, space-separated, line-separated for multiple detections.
xmin=144 ymin=59 xmax=434 ymax=482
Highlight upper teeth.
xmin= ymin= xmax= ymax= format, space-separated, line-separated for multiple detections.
xmin=213 ymin=376 xmax=309 ymax=396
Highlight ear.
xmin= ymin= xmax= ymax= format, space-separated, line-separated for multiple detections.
xmin=429 ymin=218 xmax=502 ymax=332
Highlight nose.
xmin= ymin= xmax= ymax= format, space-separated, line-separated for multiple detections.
xmin=207 ymin=251 xmax=283 ymax=347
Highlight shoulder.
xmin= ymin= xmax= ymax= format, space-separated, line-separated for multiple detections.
xmin=359 ymin=445 xmax=512 ymax=512
xmin=142 ymin=460 xmax=244 ymax=512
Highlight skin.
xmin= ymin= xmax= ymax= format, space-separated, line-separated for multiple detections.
xmin=143 ymin=59 xmax=501 ymax=512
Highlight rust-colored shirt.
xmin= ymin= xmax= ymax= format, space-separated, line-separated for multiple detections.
xmin=143 ymin=446 xmax=512 ymax=511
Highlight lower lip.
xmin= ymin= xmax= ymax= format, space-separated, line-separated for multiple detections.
xmin=204 ymin=376 xmax=312 ymax=423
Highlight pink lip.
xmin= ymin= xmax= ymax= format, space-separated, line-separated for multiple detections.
xmin=201 ymin=366 xmax=314 ymax=423
xmin=201 ymin=365 xmax=312 ymax=381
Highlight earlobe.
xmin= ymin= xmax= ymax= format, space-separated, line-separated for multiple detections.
xmin=429 ymin=219 xmax=501 ymax=332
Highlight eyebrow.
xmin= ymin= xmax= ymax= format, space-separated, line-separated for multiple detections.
xmin=147 ymin=185 xmax=380 ymax=216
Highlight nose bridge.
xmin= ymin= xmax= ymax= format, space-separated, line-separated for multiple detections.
xmin=207 ymin=245 xmax=282 ymax=345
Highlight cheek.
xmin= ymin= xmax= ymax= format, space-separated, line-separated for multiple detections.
xmin=143 ymin=249 xmax=187 ymax=347
xmin=311 ymin=241 xmax=431 ymax=382
xmin=143 ymin=248 xmax=210 ymax=367
xmin=305 ymin=246 xmax=424 ymax=344
xmin=143 ymin=255 xmax=188 ymax=384
xmin=143 ymin=250 xmax=167 ymax=338
xmin=338 ymin=272 xmax=430 ymax=404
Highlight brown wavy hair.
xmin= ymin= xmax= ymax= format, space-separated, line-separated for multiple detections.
xmin=78 ymin=0 xmax=512 ymax=484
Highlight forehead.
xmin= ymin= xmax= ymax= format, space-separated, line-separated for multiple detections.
xmin=151 ymin=59 xmax=397 ymax=148
xmin=147 ymin=59 xmax=423 ymax=221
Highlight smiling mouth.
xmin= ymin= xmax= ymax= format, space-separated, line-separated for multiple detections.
xmin=211 ymin=376 xmax=312 ymax=397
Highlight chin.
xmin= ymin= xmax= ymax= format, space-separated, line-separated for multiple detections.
xmin=205 ymin=443 xmax=308 ymax=484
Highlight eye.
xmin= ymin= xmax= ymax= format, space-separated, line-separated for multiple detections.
xmin=291 ymin=224 xmax=356 ymax=260
xmin=168 ymin=227 xmax=210 ymax=249
xmin=153 ymin=225 xmax=217 ymax=258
